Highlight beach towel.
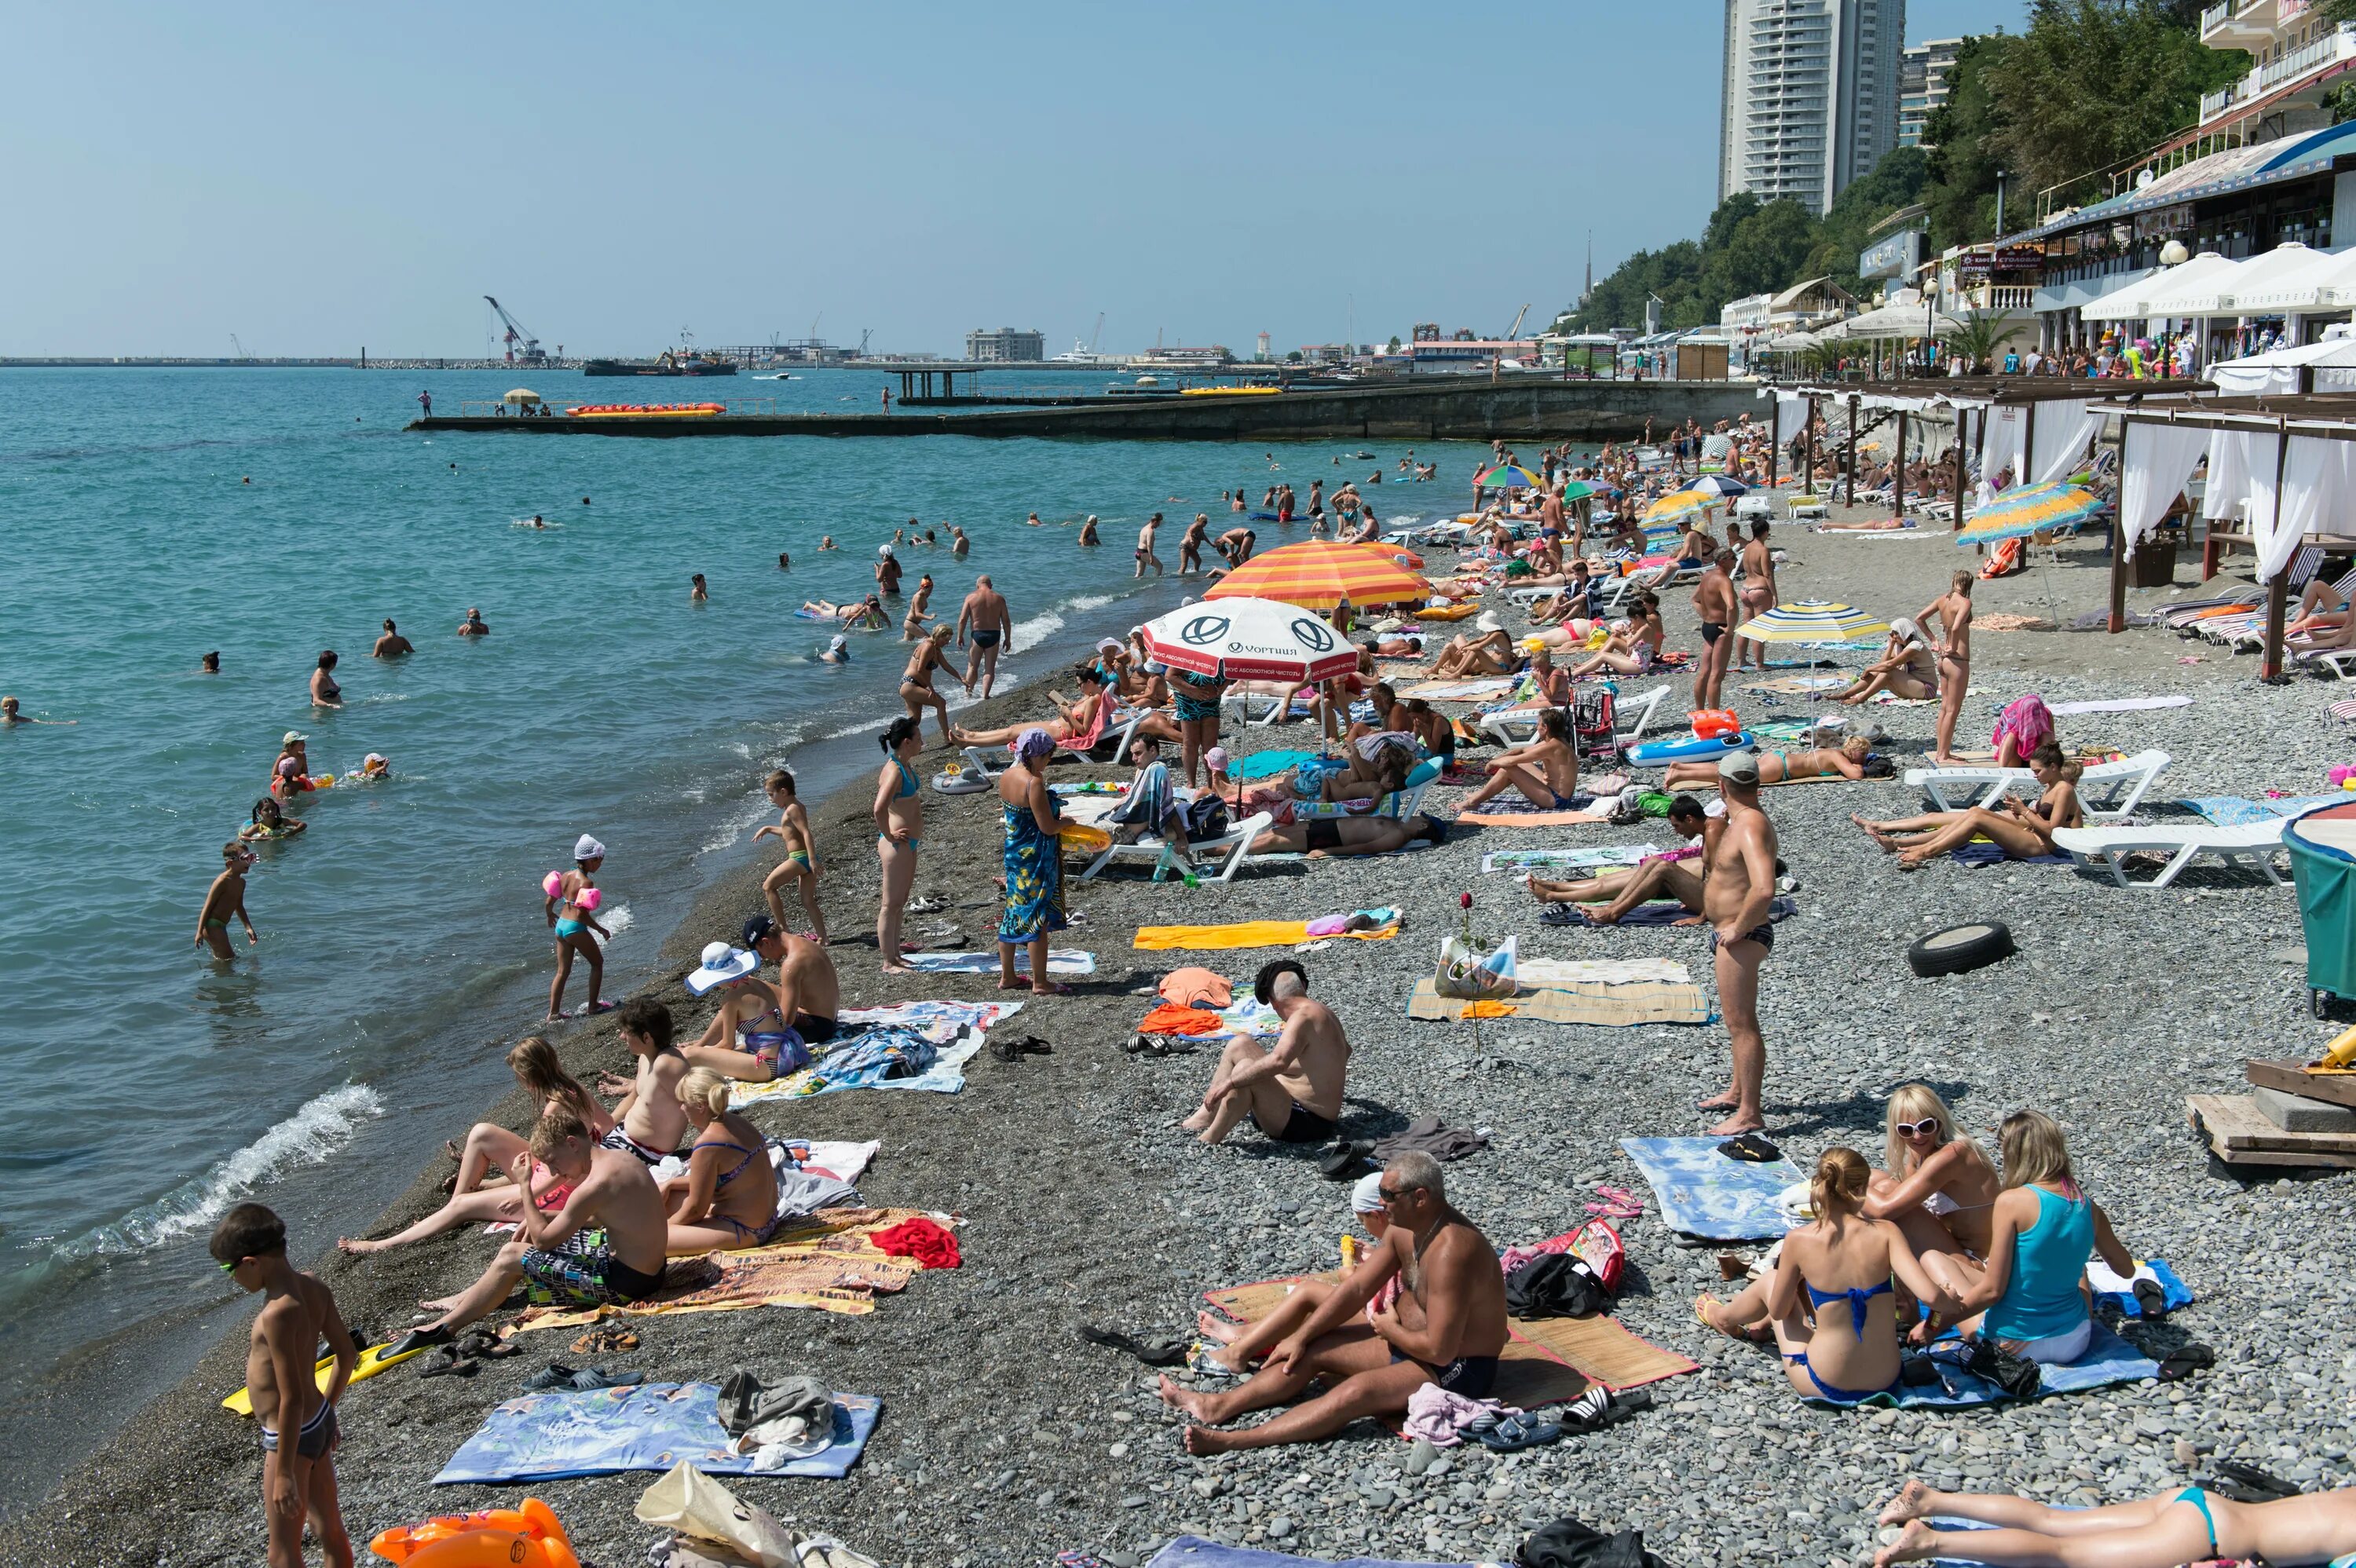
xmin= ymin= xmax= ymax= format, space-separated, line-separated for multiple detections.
xmin=1455 ymin=806 xmax=1615 ymax=827
xmin=1137 ymin=1001 xmax=1228 ymax=1036
xmin=1948 ymin=843 xmax=2072 ymax=867
xmin=434 ymin=1383 xmax=879 ymax=1484
xmin=1139 ymin=1538 xmax=1469 ymax=1568
xmin=898 ymin=948 xmax=1095 ymax=976
xmin=1230 ymin=749 xmax=1319 ymax=782
xmin=1409 ymin=978 xmax=1711 ymax=1027
xmin=1515 ymin=956 xmax=1691 ymax=986
xmin=1620 ymin=1136 xmax=1803 ymax=1240
xmin=2049 ymin=696 xmax=2192 ymax=715
xmin=1132 ymin=908 xmax=1401 ymax=951
xmin=1811 ymin=1323 xmax=2159 ymax=1409
xmin=734 ymin=1037 xmax=983 ymax=1104
xmin=1403 ymin=677 xmax=1517 ymax=700
xmin=1745 ymin=674 xmax=1849 ymax=696
xmin=1480 ymin=844 xmax=1659 ymax=875
xmin=1541 ymin=895 xmax=1796 ymax=928
xmin=2182 ymin=795 xmax=2338 ymax=827
xmin=2087 ymin=1257 xmax=2194 ymax=1317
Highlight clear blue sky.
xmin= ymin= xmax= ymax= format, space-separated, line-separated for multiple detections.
xmin=2 ymin=1 xmax=2022 ymax=357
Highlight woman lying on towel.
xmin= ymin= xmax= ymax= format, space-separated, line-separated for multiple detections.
xmin=338 ymin=1039 xmax=615 ymax=1255
xmin=1938 ymin=1109 xmax=2134 ymax=1365
xmin=1694 ymin=1148 xmax=1957 ymax=1405
xmin=1196 ymin=1174 xmax=1395 ymax=1372
xmin=1249 ymin=812 xmax=1447 ymax=857
xmin=664 ymin=1068 xmax=783 ymax=1252
xmin=1850 ymin=742 xmax=2080 ymax=869
xmin=1316 ymin=737 xmax=1414 ymax=807
xmin=1563 ymin=603 xmax=1663 ymax=679
xmin=1860 ymin=1084 xmax=1999 ymax=1307
xmin=1873 ymin=1477 xmax=2356 ymax=1568
xmin=1665 ymin=736 xmax=1876 ymax=788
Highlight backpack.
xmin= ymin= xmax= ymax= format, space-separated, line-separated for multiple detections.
xmin=1181 ymin=795 xmax=1229 ymax=842
xmin=1504 ymin=1252 xmax=1604 ymax=1320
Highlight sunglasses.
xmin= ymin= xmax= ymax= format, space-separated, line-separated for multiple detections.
xmin=1894 ymin=1118 xmax=1942 ymax=1138
xmin=218 ymin=1259 xmax=241 ymax=1274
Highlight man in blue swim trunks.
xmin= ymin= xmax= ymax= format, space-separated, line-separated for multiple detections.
xmin=1158 ymin=1152 xmax=1509 ymax=1453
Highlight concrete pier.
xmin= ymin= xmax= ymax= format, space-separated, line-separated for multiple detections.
xmin=408 ymin=378 xmax=1756 ymax=441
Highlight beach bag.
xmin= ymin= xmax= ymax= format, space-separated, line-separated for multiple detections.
xmin=1505 ymin=1252 xmax=1604 ymax=1320
xmin=636 ymin=1462 xmax=799 ymax=1568
xmin=1564 ymin=1217 xmax=1626 ymax=1292
xmin=1181 ymin=795 xmax=1230 ymax=842
xmin=1436 ymin=933 xmax=1516 ymax=1001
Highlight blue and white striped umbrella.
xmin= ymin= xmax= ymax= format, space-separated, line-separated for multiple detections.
xmin=1685 ymin=475 xmax=1750 ymax=498
xmin=1733 ymin=599 xmax=1890 ymax=643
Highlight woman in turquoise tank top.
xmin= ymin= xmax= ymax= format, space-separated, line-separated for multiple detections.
xmin=1951 ymin=1109 xmax=2135 ymax=1365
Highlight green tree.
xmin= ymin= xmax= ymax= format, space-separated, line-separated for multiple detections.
xmin=1946 ymin=310 xmax=2008 ymax=374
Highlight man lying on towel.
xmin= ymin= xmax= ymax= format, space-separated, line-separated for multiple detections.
xmin=1249 ymin=813 xmax=1447 ymax=858
xmin=1159 ymin=1151 xmax=1508 ymax=1453
xmin=1182 ymin=960 xmax=1349 ymax=1146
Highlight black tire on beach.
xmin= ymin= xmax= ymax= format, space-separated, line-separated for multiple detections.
xmin=1906 ymin=921 xmax=2016 ymax=979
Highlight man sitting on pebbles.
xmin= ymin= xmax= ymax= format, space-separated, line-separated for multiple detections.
xmin=1180 ymin=960 xmax=1349 ymax=1146
xmin=1159 ymin=1152 xmax=1508 ymax=1453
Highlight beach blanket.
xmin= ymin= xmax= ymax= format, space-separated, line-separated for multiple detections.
xmin=2182 ymin=795 xmax=2338 ymax=827
xmin=1455 ymin=806 xmax=1614 ymax=827
xmin=1409 ymin=977 xmax=1710 ymax=1027
xmin=1206 ymin=1277 xmax=1693 ymax=1397
xmin=1948 ymin=843 xmax=2072 ymax=868
xmin=1133 ymin=908 xmax=1401 ymax=951
xmin=1231 ymin=749 xmax=1319 ymax=782
xmin=1810 ymin=1323 xmax=2158 ymax=1409
xmin=1139 ymin=1538 xmax=1469 ymax=1568
xmin=1746 ymin=674 xmax=1849 ymax=696
xmin=434 ymin=1383 xmax=879 ymax=1484
xmin=1480 ymin=845 xmax=1659 ymax=875
xmin=1620 ymin=1136 xmax=1803 ymax=1240
xmin=1515 ymin=956 xmax=1691 ymax=986
xmin=734 ymin=1036 xmax=982 ymax=1102
xmin=899 ymin=948 xmax=1095 ymax=977
xmin=1402 ymin=677 xmax=1517 ymax=700
xmin=2050 ymin=696 xmax=2191 ymax=715
xmin=1542 ymin=895 xmax=1796 ymax=928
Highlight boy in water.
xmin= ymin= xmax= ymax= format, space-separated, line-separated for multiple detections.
xmin=214 ymin=1203 xmax=355 ymax=1568
xmin=198 ymin=842 xmax=260 ymax=959
xmin=755 ymin=769 xmax=827 ymax=941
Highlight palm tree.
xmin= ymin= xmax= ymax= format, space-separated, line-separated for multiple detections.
xmin=1946 ymin=309 xmax=2007 ymax=375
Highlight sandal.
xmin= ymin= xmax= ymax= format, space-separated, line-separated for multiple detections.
xmin=1476 ymin=1413 xmax=1563 ymax=1452
xmin=2157 ymin=1343 xmax=2215 ymax=1383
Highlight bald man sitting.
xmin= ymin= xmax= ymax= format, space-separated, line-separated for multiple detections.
xmin=1180 ymin=960 xmax=1349 ymax=1146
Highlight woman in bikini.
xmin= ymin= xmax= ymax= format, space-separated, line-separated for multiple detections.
xmin=1860 ymin=1084 xmax=1999 ymax=1315
xmin=1453 ymin=708 xmax=1579 ymax=813
xmin=682 ymin=942 xmax=800 ymax=1084
xmin=1694 ymin=1148 xmax=1956 ymax=1405
xmin=898 ymin=625 xmax=957 ymax=749
xmin=1852 ymin=742 xmax=2081 ymax=869
xmin=755 ymin=769 xmax=825 ymax=944
xmin=337 ymin=1038 xmax=613 ymax=1255
xmin=1874 ymin=1478 xmax=2356 ymax=1568
xmin=873 ymin=718 xmax=924 ymax=974
xmin=1664 ymin=735 xmax=1874 ymax=788
xmin=309 ymin=649 xmax=342 ymax=708
xmin=664 ymin=1069 xmax=781 ymax=1252
xmin=1563 ymin=600 xmax=1663 ymax=679
xmin=951 ymin=665 xmax=1112 ymax=751
xmin=1835 ymin=621 xmax=1939 ymax=704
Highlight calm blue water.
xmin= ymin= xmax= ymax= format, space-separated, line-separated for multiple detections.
xmin=0 ymin=364 xmax=1491 ymax=1496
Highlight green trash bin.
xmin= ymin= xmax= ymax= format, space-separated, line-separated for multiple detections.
xmin=2285 ymin=802 xmax=2356 ymax=1017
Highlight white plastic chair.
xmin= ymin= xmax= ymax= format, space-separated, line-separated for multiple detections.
xmin=2051 ymin=821 xmax=2288 ymax=889
xmin=1901 ymin=749 xmax=2169 ymax=823
xmin=1081 ymin=811 xmax=1275 ymax=883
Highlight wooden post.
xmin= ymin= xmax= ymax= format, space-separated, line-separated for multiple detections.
xmin=1951 ymin=407 xmax=1969 ymax=532
xmin=2021 ymin=402 xmax=2038 ymax=490
xmin=1846 ymin=395 xmax=1860 ymax=505
xmin=1769 ymin=404 xmax=1781 ymax=491
xmin=1804 ymin=395 xmax=1818 ymax=499
xmin=1894 ymin=409 xmax=1909 ymax=519
xmin=2263 ymin=427 xmax=2293 ymax=682
xmin=2108 ymin=512 xmax=2129 ymax=634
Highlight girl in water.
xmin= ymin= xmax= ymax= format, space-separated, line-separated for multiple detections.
xmin=196 ymin=842 xmax=258 ymax=960
xmin=544 ymin=835 xmax=613 ymax=1020
xmin=664 ymin=1068 xmax=782 ymax=1252
xmin=240 ymin=797 xmax=308 ymax=842
xmin=899 ymin=625 xmax=957 ymax=749
xmin=873 ymin=718 xmax=924 ymax=974
xmin=310 ymin=649 xmax=342 ymax=708
xmin=336 ymin=1038 xmax=614 ymax=1255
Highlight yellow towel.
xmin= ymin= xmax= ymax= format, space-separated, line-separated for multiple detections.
xmin=1132 ymin=917 xmax=1400 ymax=952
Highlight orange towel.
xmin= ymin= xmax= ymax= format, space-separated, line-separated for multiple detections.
xmin=1138 ymin=1002 xmax=1227 ymax=1036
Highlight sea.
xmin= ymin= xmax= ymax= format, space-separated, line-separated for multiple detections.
xmin=0 ymin=363 xmax=1498 ymax=1511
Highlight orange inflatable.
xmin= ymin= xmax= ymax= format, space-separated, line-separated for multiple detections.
xmin=368 ymin=1498 xmax=578 ymax=1568
xmin=1689 ymin=708 xmax=1741 ymax=740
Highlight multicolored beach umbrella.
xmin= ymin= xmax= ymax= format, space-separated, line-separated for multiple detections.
xmin=1349 ymin=540 xmax=1426 ymax=570
xmin=1641 ymin=489 xmax=1714 ymax=524
xmin=1475 ymin=463 xmax=1544 ymax=490
xmin=1204 ymin=539 xmax=1429 ymax=609
xmin=1732 ymin=600 xmax=1890 ymax=643
xmin=1138 ymin=597 xmax=1363 ymax=682
xmin=1955 ymin=481 xmax=2105 ymax=547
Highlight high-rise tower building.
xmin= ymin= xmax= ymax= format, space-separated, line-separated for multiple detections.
xmin=1719 ymin=0 xmax=1904 ymax=214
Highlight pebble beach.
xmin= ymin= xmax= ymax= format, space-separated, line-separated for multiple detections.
xmin=13 ymin=499 xmax=2355 ymax=1568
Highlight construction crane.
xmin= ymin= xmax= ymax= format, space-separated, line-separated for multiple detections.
xmin=1504 ymin=303 xmax=1531 ymax=341
xmin=482 ymin=297 xmax=547 ymax=365
xmin=1089 ymin=312 xmax=1105 ymax=354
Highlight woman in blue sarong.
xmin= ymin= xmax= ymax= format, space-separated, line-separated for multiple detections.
xmin=995 ymin=727 xmax=1068 ymax=995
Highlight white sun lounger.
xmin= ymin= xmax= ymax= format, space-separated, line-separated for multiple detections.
xmin=2051 ymin=821 xmax=2288 ymax=889
xmin=962 ymin=712 xmax=1147 ymax=775
xmin=1901 ymin=748 xmax=2169 ymax=823
xmin=1081 ymin=811 xmax=1275 ymax=883
xmin=1477 ymin=684 xmax=1672 ymax=751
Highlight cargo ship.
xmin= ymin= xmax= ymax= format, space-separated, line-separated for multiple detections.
xmin=580 ymin=349 xmax=738 ymax=378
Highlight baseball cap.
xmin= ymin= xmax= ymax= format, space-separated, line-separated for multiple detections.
xmin=1718 ymin=750 xmax=1762 ymax=786
xmin=741 ymin=913 xmax=780 ymax=950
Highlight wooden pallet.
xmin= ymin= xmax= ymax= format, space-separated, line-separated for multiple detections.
xmin=2244 ymin=1058 xmax=2356 ymax=1109
xmin=2189 ymin=1094 xmax=2356 ymax=1168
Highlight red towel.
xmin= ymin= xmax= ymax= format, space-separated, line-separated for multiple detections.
xmin=869 ymin=1215 xmax=960 ymax=1270
xmin=1137 ymin=1001 xmax=1227 ymax=1036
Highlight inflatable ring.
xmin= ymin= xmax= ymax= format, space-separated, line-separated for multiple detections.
xmin=933 ymin=770 xmax=990 ymax=795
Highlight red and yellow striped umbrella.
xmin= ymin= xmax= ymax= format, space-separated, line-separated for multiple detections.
xmin=1204 ymin=539 xmax=1430 ymax=609
xmin=1348 ymin=539 xmax=1426 ymax=570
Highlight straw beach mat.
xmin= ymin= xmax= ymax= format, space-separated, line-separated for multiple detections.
xmin=1407 ymin=978 xmax=1711 ymax=1028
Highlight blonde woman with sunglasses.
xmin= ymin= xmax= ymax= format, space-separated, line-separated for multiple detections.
xmin=1860 ymin=1084 xmax=1999 ymax=1314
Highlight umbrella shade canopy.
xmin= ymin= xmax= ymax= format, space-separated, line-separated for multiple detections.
xmin=1820 ymin=305 xmax=1964 ymax=342
xmin=1205 ymin=539 xmax=1429 ymax=609
xmin=1475 ymin=463 xmax=1543 ymax=489
xmin=1138 ymin=598 xmax=1363 ymax=682
xmin=1955 ymin=481 xmax=2105 ymax=546
xmin=1348 ymin=540 xmax=1425 ymax=569
xmin=1685 ymin=475 xmax=1749 ymax=498
xmin=1557 ymin=479 xmax=1600 ymax=501
xmin=503 ymin=388 xmax=543 ymax=404
xmin=1641 ymin=489 xmax=1714 ymax=524
xmin=1732 ymin=600 xmax=1890 ymax=642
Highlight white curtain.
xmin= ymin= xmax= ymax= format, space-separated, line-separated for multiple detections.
xmin=2118 ymin=422 xmax=2210 ymax=560
xmin=1775 ymin=393 xmax=1808 ymax=446
xmin=2031 ymin=400 xmax=2102 ymax=485
xmin=2272 ymin=436 xmax=2336 ymax=579
xmin=2203 ymin=429 xmax=2250 ymax=521
xmin=2244 ymin=432 xmax=2288 ymax=579
xmin=1981 ymin=405 xmax=2027 ymax=489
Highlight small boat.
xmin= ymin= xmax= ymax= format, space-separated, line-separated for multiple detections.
xmin=1104 ymin=375 xmax=1180 ymax=397
xmin=582 ymin=349 xmax=739 ymax=378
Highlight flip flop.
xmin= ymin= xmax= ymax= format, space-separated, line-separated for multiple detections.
xmin=1476 ymin=1413 xmax=1563 ymax=1452
xmin=1558 ymin=1384 xmax=1615 ymax=1434
xmin=2131 ymin=1277 xmax=2168 ymax=1321
xmin=1717 ymin=1131 xmax=1783 ymax=1163
xmin=2157 ymin=1343 xmax=2215 ymax=1383
xmin=1074 ymin=1325 xmax=1190 ymax=1368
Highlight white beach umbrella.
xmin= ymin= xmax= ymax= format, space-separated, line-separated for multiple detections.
xmin=1138 ymin=597 xmax=1362 ymax=682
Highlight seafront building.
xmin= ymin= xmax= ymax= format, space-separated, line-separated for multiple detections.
xmin=1718 ymin=0 xmax=1904 ymax=214
xmin=1897 ymin=36 xmax=1962 ymax=149
xmin=964 ymin=327 xmax=1045 ymax=362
